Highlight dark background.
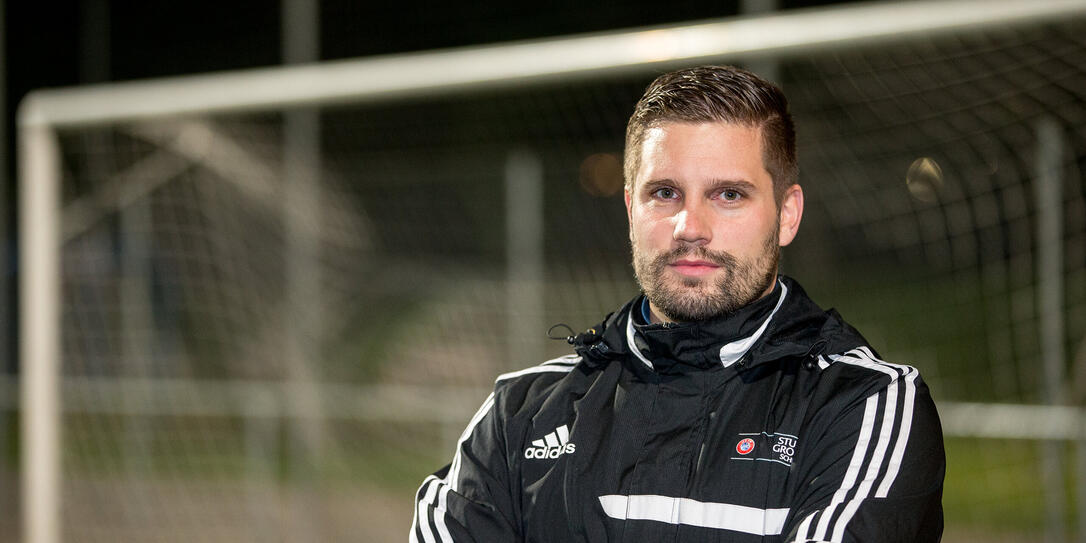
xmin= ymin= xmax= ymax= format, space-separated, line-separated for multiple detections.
xmin=1 ymin=0 xmax=855 ymax=371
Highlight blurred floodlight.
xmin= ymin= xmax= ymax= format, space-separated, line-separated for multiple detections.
xmin=579 ymin=153 xmax=624 ymax=197
xmin=906 ymin=157 xmax=944 ymax=203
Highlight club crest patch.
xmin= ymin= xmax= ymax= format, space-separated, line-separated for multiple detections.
xmin=735 ymin=438 xmax=756 ymax=455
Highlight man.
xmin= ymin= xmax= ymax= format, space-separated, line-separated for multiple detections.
xmin=412 ymin=65 xmax=944 ymax=542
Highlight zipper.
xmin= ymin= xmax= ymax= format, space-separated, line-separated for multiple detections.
xmin=692 ymin=410 xmax=716 ymax=480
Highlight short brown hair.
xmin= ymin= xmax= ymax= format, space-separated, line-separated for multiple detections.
xmin=623 ymin=65 xmax=797 ymax=201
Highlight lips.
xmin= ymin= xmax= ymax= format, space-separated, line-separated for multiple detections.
xmin=669 ymin=259 xmax=721 ymax=276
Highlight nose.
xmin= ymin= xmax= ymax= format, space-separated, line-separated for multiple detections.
xmin=673 ymin=204 xmax=711 ymax=245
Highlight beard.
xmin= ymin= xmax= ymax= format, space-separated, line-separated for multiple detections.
xmin=631 ymin=227 xmax=780 ymax=322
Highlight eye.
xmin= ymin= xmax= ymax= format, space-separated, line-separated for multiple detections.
xmin=720 ymin=189 xmax=742 ymax=201
xmin=651 ymin=187 xmax=679 ymax=200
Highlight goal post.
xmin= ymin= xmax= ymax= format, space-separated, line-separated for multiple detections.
xmin=19 ymin=122 xmax=62 ymax=543
xmin=18 ymin=1 xmax=1086 ymax=541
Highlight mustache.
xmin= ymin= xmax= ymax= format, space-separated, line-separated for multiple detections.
xmin=652 ymin=244 xmax=738 ymax=269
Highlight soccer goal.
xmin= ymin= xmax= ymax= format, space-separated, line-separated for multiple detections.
xmin=18 ymin=1 xmax=1086 ymax=541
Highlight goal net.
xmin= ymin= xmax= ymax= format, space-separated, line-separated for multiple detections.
xmin=17 ymin=2 xmax=1086 ymax=542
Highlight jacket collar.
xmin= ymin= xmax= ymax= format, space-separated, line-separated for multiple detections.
xmin=577 ymin=276 xmax=868 ymax=374
xmin=623 ymin=280 xmax=788 ymax=372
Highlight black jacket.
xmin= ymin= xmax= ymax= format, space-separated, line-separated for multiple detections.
xmin=412 ymin=276 xmax=944 ymax=542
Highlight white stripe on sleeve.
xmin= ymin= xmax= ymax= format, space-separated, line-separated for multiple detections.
xmin=418 ymin=477 xmax=441 ymax=543
xmin=841 ymin=347 xmax=919 ymax=498
xmin=821 ymin=347 xmax=921 ymax=538
xmin=448 ymin=393 xmax=495 ymax=491
xmin=410 ymin=476 xmax=438 ymax=543
xmin=874 ymin=366 xmax=916 ymax=497
xmin=789 ymin=510 xmax=819 ymax=543
xmin=812 ymin=393 xmax=879 ymax=541
xmin=862 ymin=355 xmax=919 ymax=497
xmin=414 ymin=359 xmax=579 ymax=542
xmin=435 ymin=482 xmax=453 ymax=543
xmin=831 ymin=385 xmax=898 ymax=542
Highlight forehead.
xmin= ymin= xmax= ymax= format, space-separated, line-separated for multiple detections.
xmin=635 ymin=121 xmax=767 ymax=185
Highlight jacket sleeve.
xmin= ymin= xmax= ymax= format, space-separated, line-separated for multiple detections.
xmin=410 ymin=392 xmax=520 ymax=542
xmin=782 ymin=362 xmax=945 ymax=543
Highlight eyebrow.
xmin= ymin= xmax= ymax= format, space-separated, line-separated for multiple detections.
xmin=704 ymin=179 xmax=758 ymax=193
xmin=641 ymin=178 xmax=758 ymax=194
xmin=641 ymin=179 xmax=676 ymax=192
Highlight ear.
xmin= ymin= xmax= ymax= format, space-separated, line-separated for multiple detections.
xmin=624 ymin=187 xmax=633 ymax=222
xmin=777 ymin=184 xmax=804 ymax=247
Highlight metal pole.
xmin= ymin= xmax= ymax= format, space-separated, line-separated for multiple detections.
xmin=81 ymin=0 xmax=157 ymax=507
xmin=1035 ymin=117 xmax=1066 ymax=543
xmin=740 ymin=0 xmax=781 ymax=84
xmin=19 ymin=117 xmax=62 ymax=543
xmin=1078 ymin=439 xmax=1086 ymax=543
xmin=0 ymin=0 xmax=8 ymax=369
xmin=0 ymin=0 xmax=10 ymax=512
xmin=1077 ymin=336 xmax=1086 ymax=543
xmin=119 ymin=200 xmax=153 ymax=477
xmin=282 ymin=0 xmax=323 ymax=539
xmin=244 ymin=392 xmax=279 ymax=542
xmin=505 ymin=149 xmax=545 ymax=375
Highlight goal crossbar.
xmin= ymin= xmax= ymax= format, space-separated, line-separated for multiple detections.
xmin=18 ymin=0 xmax=1086 ymax=129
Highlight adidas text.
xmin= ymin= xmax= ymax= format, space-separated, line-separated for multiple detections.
xmin=524 ymin=424 xmax=576 ymax=460
xmin=524 ymin=443 xmax=576 ymax=459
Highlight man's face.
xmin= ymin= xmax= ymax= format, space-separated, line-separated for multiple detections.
xmin=625 ymin=121 xmax=803 ymax=323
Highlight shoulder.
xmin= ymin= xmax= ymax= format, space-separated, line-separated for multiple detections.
xmin=496 ymin=354 xmax=583 ymax=384
xmin=805 ymin=345 xmax=941 ymax=443
xmin=491 ymin=354 xmax=585 ymax=412
xmin=803 ymin=347 xmax=945 ymax=502
xmin=773 ymin=281 xmax=926 ymax=400
xmin=495 ymin=354 xmax=583 ymax=390
xmin=817 ymin=346 xmax=921 ymax=389
xmin=806 ymin=345 xmax=933 ymax=408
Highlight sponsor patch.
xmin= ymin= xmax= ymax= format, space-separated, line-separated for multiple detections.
xmin=771 ymin=435 xmax=797 ymax=464
xmin=731 ymin=432 xmax=798 ymax=466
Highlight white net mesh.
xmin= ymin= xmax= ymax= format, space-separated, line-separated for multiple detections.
xmin=29 ymin=14 xmax=1086 ymax=543
xmin=784 ymin=20 xmax=1086 ymax=539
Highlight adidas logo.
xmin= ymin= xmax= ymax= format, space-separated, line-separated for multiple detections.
xmin=524 ymin=424 xmax=576 ymax=459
